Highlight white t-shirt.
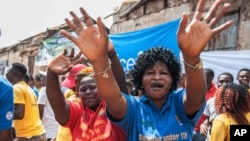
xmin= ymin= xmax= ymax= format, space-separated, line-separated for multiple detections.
xmin=38 ymin=87 xmax=59 ymax=139
xmin=203 ymin=97 xmax=217 ymax=122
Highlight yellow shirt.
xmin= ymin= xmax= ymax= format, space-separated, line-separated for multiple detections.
xmin=56 ymin=94 xmax=80 ymax=141
xmin=13 ymin=81 xmax=45 ymax=137
xmin=56 ymin=126 xmax=71 ymax=141
xmin=63 ymin=89 xmax=75 ymax=99
xmin=210 ymin=112 xmax=250 ymax=141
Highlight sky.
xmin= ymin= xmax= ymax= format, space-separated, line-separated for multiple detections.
xmin=0 ymin=0 xmax=124 ymax=47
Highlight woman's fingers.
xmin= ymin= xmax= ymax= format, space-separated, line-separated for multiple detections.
xmin=96 ymin=17 xmax=108 ymax=41
xmin=177 ymin=13 xmax=189 ymax=37
xmin=209 ymin=3 xmax=232 ymax=28
xmin=80 ymin=7 xmax=93 ymax=27
xmin=72 ymin=56 xmax=86 ymax=65
xmin=203 ymin=0 xmax=224 ymax=23
xmin=70 ymin=51 xmax=83 ymax=62
xmin=212 ymin=20 xmax=234 ymax=35
xmin=60 ymin=29 xmax=77 ymax=44
xmin=65 ymin=18 xmax=77 ymax=32
xmin=193 ymin=0 xmax=206 ymax=21
xmin=68 ymin=48 xmax=75 ymax=58
xmin=70 ymin=11 xmax=84 ymax=30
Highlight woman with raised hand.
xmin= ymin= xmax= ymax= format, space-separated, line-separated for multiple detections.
xmin=46 ymin=47 xmax=127 ymax=140
xmin=59 ymin=0 xmax=234 ymax=140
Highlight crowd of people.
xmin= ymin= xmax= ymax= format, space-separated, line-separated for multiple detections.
xmin=1 ymin=0 xmax=250 ymax=141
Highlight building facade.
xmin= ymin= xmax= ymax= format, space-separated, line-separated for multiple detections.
xmin=0 ymin=0 xmax=249 ymax=75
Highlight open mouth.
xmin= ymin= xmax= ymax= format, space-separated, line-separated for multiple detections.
xmin=151 ymin=82 xmax=164 ymax=90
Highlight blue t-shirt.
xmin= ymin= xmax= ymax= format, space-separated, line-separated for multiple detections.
xmin=32 ymin=86 xmax=39 ymax=97
xmin=0 ymin=75 xmax=14 ymax=130
xmin=108 ymin=90 xmax=205 ymax=141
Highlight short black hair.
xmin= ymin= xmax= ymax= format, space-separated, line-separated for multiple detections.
xmin=237 ymin=68 xmax=250 ymax=76
xmin=217 ymin=72 xmax=234 ymax=82
xmin=24 ymin=73 xmax=34 ymax=83
xmin=24 ymin=74 xmax=29 ymax=83
xmin=35 ymin=73 xmax=43 ymax=81
xmin=204 ymin=68 xmax=214 ymax=79
xmin=131 ymin=46 xmax=181 ymax=92
xmin=12 ymin=62 xmax=27 ymax=75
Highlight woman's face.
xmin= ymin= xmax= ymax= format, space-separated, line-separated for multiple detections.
xmin=142 ymin=61 xmax=172 ymax=101
xmin=78 ymin=76 xmax=102 ymax=110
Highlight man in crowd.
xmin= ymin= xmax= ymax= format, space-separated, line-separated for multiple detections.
xmin=6 ymin=62 xmax=46 ymax=141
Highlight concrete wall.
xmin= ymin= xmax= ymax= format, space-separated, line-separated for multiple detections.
xmin=0 ymin=0 xmax=249 ymax=75
xmin=238 ymin=0 xmax=250 ymax=50
xmin=0 ymin=33 xmax=48 ymax=75
xmin=110 ymin=0 xmax=250 ymax=50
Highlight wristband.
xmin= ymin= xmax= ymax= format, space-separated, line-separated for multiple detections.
xmin=183 ymin=60 xmax=203 ymax=71
xmin=93 ymin=59 xmax=111 ymax=78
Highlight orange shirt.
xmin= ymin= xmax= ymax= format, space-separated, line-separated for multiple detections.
xmin=64 ymin=101 xmax=126 ymax=141
xmin=205 ymin=83 xmax=217 ymax=100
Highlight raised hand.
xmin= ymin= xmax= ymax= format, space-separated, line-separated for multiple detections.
xmin=177 ymin=0 xmax=234 ymax=61
xmin=60 ymin=7 xmax=109 ymax=64
xmin=48 ymin=48 xmax=85 ymax=75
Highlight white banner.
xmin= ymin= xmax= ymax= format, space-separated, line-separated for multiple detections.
xmin=180 ymin=50 xmax=250 ymax=83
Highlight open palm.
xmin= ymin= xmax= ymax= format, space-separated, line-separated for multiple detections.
xmin=60 ymin=7 xmax=109 ymax=64
xmin=48 ymin=49 xmax=85 ymax=75
xmin=177 ymin=0 xmax=233 ymax=60
xmin=178 ymin=18 xmax=212 ymax=58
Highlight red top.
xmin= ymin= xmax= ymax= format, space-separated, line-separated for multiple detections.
xmin=64 ymin=101 xmax=126 ymax=141
xmin=194 ymin=83 xmax=217 ymax=131
xmin=205 ymin=83 xmax=217 ymax=100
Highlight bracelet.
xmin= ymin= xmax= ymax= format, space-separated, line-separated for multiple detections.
xmin=183 ymin=59 xmax=203 ymax=71
xmin=108 ymin=51 xmax=116 ymax=59
xmin=93 ymin=59 xmax=111 ymax=78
